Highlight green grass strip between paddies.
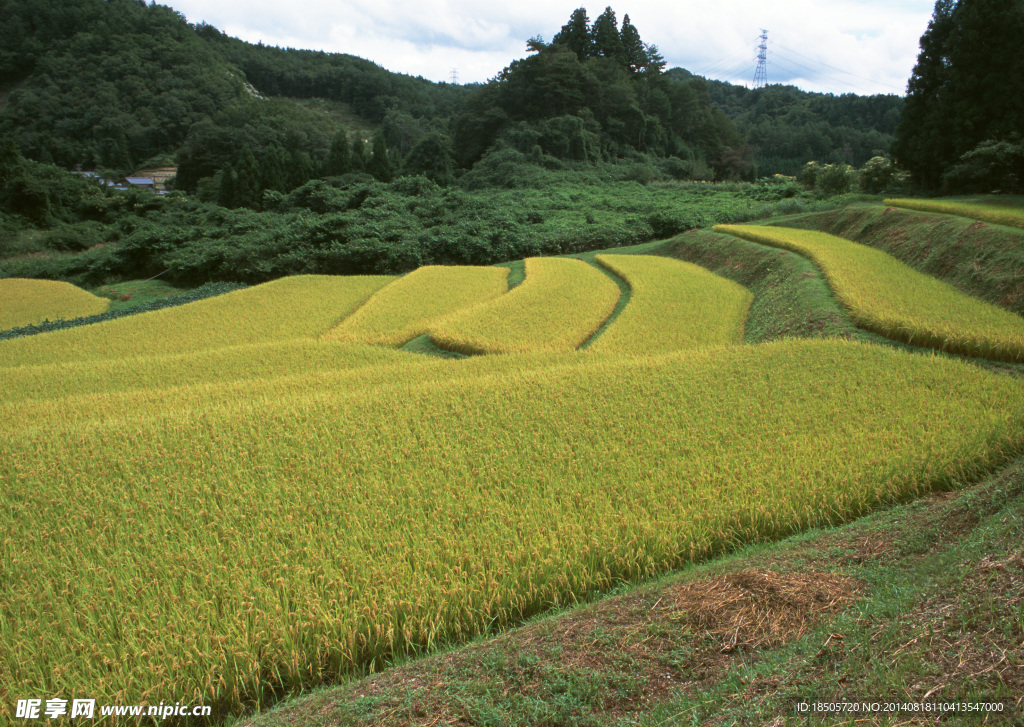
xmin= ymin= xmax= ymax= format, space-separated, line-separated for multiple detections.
xmin=590 ymin=254 xmax=752 ymax=355
xmin=714 ymin=224 xmax=1024 ymax=362
xmin=430 ymin=257 xmax=619 ymax=354
xmin=885 ymin=198 xmax=1024 ymax=230
xmin=0 ymin=278 xmax=109 ymax=330
xmin=0 ymin=275 xmax=393 ymax=368
xmin=324 ymin=265 xmax=509 ymax=347
xmin=2 ymin=339 xmax=1023 ymax=722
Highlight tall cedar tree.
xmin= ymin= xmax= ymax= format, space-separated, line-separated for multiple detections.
xmin=233 ymin=146 xmax=261 ymax=208
xmin=552 ymin=8 xmax=592 ymax=60
xmin=368 ymin=133 xmax=393 ymax=182
xmin=893 ymin=0 xmax=1024 ymax=189
xmin=591 ymin=7 xmax=625 ymax=63
xmin=326 ymin=130 xmax=352 ymax=175
xmin=620 ymin=14 xmax=647 ymax=74
xmin=260 ymin=145 xmax=290 ymax=192
xmin=351 ymin=137 xmax=368 ymax=172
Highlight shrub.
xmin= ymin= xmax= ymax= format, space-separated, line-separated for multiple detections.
xmin=859 ymin=156 xmax=897 ymax=194
xmin=941 ymin=139 xmax=1024 ymax=194
xmin=816 ymin=164 xmax=854 ymax=195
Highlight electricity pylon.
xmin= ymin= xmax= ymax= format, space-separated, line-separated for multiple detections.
xmin=753 ymin=29 xmax=768 ymax=89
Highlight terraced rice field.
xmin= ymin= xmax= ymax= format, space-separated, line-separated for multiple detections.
xmin=886 ymin=198 xmax=1024 ymax=229
xmin=0 ymin=278 xmax=109 ymax=330
xmin=590 ymin=254 xmax=751 ymax=354
xmin=0 ymin=275 xmax=393 ymax=368
xmin=4 ymin=228 xmax=1024 ymax=723
xmin=714 ymin=224 xmax=1024 ymax=362
xmin=324 ymin=265 xmax=509 ymax=347
xmin=430 ymin=257 xmax=619 ymax=354
xmin=2 ymin=336 xmax=1023 ymax=721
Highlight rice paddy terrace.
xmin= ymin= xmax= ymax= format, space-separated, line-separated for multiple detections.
xmin=2 ymin=199 xmax=1024 ymax=725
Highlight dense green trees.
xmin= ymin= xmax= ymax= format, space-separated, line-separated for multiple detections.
xmin=453 ymin=7 xmax=739 ymax=173
xmin=893 ymin=0 xmax=1024 ymax=191
xmin=0 ymin=0 xmax=907 ymax=219
xmin=0 ymin=0 xmax=462 ymax=189
xmin=692 ymin=71 xmax=902 ymax=176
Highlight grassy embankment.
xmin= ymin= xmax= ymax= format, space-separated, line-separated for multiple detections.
xmin=886 ymin=196 xmax=1024 ymax=230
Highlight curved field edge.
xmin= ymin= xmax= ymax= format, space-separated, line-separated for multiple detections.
xmin=239 ymin=456 xmax=1024 ymax=727
xmin=3 ymin=340 xmax=1024 ymax=721
xmin=0 ymin=275 xmax=394 ymax=368
xmin=428 ymin=257 xmax=620 ymax=355
xmin=323 ymin=266 xmax=509 ymax=347
xmin=0 ymin=282 xmax=249 ymax=342
xmin=0 ymin=278 xmax=109 ymax=329
xmin=589 ymin=254 xmax=751 ymax=354
xmin=714 ymin=224 xmax=1024 ymax=363
xmin=775 ymin=203 xmax=1024 ymax=317
xmin=885 ymin=197 xmax=1024 ymax=230
xmin=650 ymin=230 xmax=861 ymax=345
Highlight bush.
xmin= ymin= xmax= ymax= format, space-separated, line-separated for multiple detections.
xmin=859 ymin=156 xmax=897 ymax=194
xmin=42 ymin=222 xmax=107 ymax=252
xmin=816 ymin=164 xmax=854 ymax=195
xmin=941 ymin=139 xmax=1024 ymax=194
xmin=624 ymin=163 xmax=656 ymax=185
xmin=798 ymin=161 xmax=820 ymax=190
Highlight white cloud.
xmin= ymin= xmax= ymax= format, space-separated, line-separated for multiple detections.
xmin=162 ymin=0 xmax=936 ymax=94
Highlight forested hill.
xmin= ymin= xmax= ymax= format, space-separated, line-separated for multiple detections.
xmin=668 ymin=69 xmax=904 ymax=176
xmin=0 ymin=0 xmax=465 ymax=177
xmin=0 ymin=0 xmax=902 ymax=192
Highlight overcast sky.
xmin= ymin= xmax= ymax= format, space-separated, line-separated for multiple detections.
xmin=159 ymin=0 xmax=937 ymax=96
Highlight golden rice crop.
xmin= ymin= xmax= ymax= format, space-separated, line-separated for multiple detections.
xmin=0 ymin=278 xmax=109 ymax=330
xmin=714 ymin=224 xmax=1024 ymax=362
xmin=0 ymin=338 xmax=411 ymax=405
xmin=2 ymin=338 xmax=1023 ymax=722
xmin=324 ymin=265 xmax=509 ymax=346
xmin=430 ymin=257 xmax=619 ymax=354
xmin=885 ymin=198 xmax=1024 ymax=229
xmin=0 ymin=274 xmax=392 ymax=368
xmin=590 ymin=254 xmax=752 ymax=354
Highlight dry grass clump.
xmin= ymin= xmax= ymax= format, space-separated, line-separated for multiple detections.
xmin=662 ymin=568 xmax=860 ymax=652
